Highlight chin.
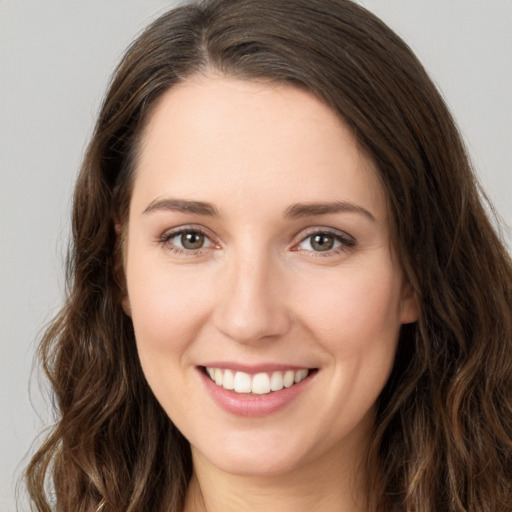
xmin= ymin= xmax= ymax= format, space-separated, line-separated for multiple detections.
xmin=191 ymin=430 xmax=312 ymax=478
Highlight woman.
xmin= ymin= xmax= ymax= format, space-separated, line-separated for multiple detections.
xmin=25 ymin=1 xmax=512 ymax=511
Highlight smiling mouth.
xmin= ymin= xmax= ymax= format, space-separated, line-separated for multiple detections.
xmin=203 ymin=367 xmax=314 ymax=395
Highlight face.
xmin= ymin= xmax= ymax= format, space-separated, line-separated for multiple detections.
xmin=122 ymin=75 xmax=418 ymax=479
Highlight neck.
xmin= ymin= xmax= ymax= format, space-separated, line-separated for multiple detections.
xmin=183 ymin=444 xmax=369 ymax=512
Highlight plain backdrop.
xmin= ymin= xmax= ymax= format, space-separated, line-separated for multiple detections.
xmin=1 ymin=1 xmax=511 ymax=510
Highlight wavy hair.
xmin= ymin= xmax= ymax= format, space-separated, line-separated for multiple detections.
xmin=25 ymin=1 xmax=512 ymax=511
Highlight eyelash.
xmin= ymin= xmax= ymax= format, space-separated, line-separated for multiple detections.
xmin=158 ymin=226 xmax=356 ymax=257
xmin=293 ymin=227 xmax=356 ymax=257
xmin=159 ymin=226 xmax=216 ymax=256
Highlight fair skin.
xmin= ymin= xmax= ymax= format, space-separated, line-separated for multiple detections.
xmin=121 ymin=75 xmax=418 ymax=512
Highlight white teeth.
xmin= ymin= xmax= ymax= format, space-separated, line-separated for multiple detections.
xmin=223 ymin=369 xmax=234 ymax=390
xmin=205 ymin=367 xmax=310 ymax=395
xmin=234 ymin=371 xmax=252 ymax=393
xmin=283 ymin=370 xmax=295 ymax=388
xmin=251 ymin=373 xmax=271 ymax=394
xmin=270 ymin=371 xmax=283 ymax=391
xmin=294 ymin=369 xmax=308 ymax=383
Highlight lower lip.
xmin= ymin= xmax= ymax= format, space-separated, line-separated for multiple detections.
xmin=199 ymin=368 xmax=315 ymax=417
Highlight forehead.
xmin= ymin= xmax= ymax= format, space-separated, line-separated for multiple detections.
xmin=132 ymin=75 xmax=386 ymax=221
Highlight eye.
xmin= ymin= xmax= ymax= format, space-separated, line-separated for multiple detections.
xmin=176 ymin=231 xmax=210 ymax=250
xmin=161 ymin=228 xmax=215 ymax=254
xmin=295 ymin=229 xmax=355 ymax=254
xmin=302 ymin=233 xmax=339 ymax=252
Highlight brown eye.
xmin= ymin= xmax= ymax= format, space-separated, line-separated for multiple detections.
xmin=165 ymin=229 xmax=214 ymax=253
xmin=181 ymin=231 xmax=206 ymax=250
xmin=310 ymin=234 xmax=335 ymax=251
xmin=296 ymin=230 xmax=354 ymax=254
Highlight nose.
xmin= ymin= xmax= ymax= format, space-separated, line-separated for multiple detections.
xmin=212 ymin=251 xmax=291 ymax=344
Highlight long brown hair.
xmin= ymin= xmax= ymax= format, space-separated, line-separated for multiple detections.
xmin=25 ymin=1 xmax=512 ymax=511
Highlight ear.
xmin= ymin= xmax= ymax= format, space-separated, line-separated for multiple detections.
xmin=114 ymin=222 xmax=132 ymax=318
xmin=121 ymin=294 xmax=132 ymax=317
xmin=399 ymin=280 xmax=419 ymax=324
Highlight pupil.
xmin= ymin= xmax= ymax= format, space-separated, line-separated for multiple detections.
xmin=311 ymin=234 xmax=334 ymax=251
xmin=181 ymin=232 xmax=204 ymax=249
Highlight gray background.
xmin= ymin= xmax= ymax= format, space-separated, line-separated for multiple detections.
xmin=1 ymin=1 xmax=510 ymax=510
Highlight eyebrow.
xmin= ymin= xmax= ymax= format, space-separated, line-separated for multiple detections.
xmin=284 ymin=201 xmax=376 ymax=222
xmin=142 ymin=198 xmax=376 ymax=222
xmin=143 ymin=198 xmax=220 ymax=217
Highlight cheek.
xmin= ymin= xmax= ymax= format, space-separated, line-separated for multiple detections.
xmin=125 ymin=253 xmax=213 ymax=364
xmin=292 ymin=260 xmax=404 ymax=355
xmin=125 ymin=258 xmax=217 ymax=419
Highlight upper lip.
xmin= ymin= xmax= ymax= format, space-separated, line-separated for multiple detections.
xmin=199 ymin=362 xmax=314 ymax=374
